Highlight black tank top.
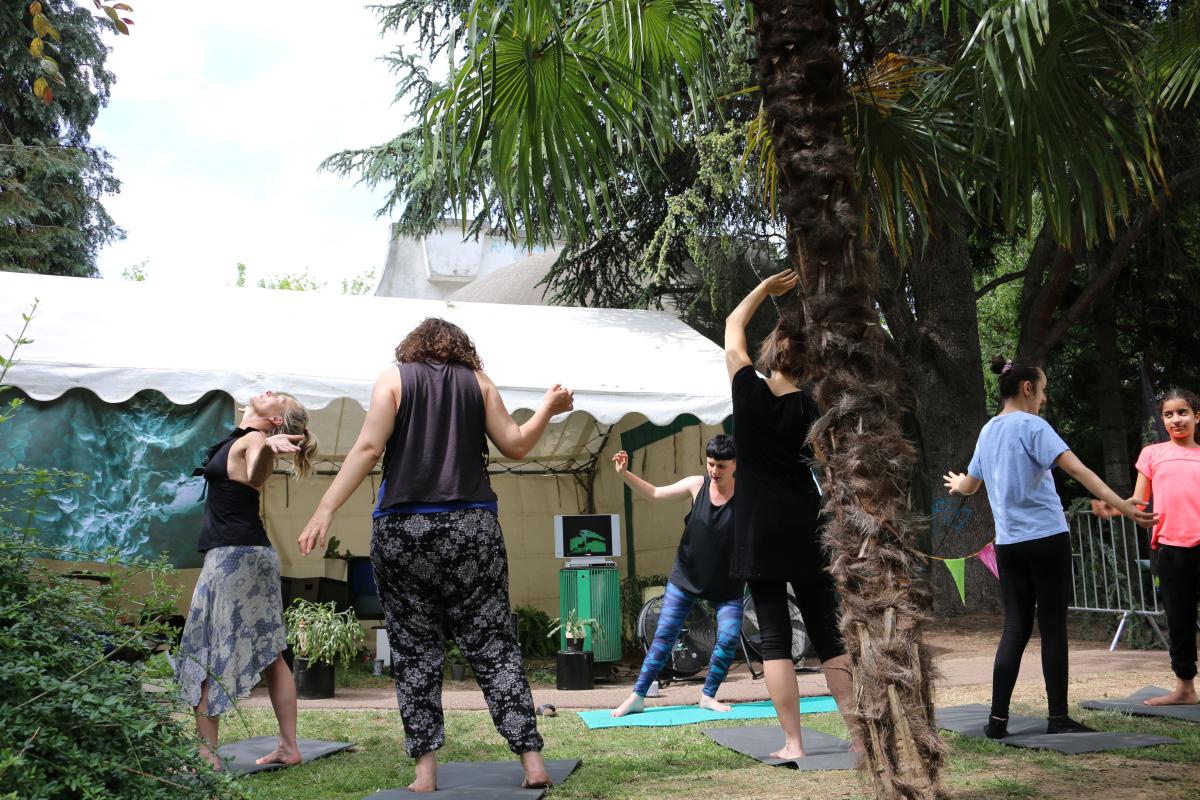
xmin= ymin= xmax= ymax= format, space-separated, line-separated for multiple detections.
xmin=196 ymin=428 xmax=270 ymax=552
xmin=669 ymin=477 xmax=743 ymax=601
xmin=376 ymin=361 xmax=498 ymax=507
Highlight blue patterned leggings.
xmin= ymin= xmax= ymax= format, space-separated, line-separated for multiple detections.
xmin=634 ymin=582 xmax=743 ymax=698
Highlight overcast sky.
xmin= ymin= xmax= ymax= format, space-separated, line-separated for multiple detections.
xmin=90 ymin=2 xmax=414 ymax=289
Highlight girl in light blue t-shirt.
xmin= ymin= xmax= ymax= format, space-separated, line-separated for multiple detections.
xmin=944 ymin=356 xmax=1154 ymax=739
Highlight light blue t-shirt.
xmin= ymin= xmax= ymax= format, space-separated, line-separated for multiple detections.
xmin=967 ymin=412 xmax=1070 ymax=545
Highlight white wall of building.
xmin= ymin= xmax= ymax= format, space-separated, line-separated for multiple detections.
xmin=376 ymin=221 xmax=563 ymax=300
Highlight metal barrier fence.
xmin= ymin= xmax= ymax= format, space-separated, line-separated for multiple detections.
xmin=1069 ymin=511 xmax=1168 ymax=651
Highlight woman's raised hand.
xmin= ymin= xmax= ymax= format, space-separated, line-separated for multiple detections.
xmin=612 ymin=450 xmax=628 ymax=474
xmin=760 ymin=269 xmax=800 ymax=297
xmin=265 ymin=433 xmax=303 ymax=454
xmin=543 ymin=384 xmax=574 ymax=415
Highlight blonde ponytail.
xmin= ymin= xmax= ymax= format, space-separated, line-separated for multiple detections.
xmin=274 ymin=392 xmax=319 ymax=479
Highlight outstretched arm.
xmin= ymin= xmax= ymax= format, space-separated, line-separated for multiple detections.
xmin=943 ymin=470 xmax=983 ymax=496
xmin=480 ymin=372 xmax=574 ymax=460
xmin=724 ymin=269 xmax=800 ymax=382
xmin=1056 ymin=450 xmax=1157 ymax=527
xmin=612 ymin=450 xmax=704 ymax=501
xmin=298 ymin=369 xmax=399 ymax=555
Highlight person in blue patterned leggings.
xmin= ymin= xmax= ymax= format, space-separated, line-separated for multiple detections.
xmin=611 ymin=435 xmax=744 ymax=717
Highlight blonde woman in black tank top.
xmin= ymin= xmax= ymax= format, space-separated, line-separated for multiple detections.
xmin=297 ymin=319 xmax=572 ymax=793
xmin=176 ymin=391 xmax=317 ymax=771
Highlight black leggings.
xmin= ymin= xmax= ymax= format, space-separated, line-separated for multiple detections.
xmin=991 ymin=532 xmax=1072 ymax=718
xmin=748 ymin=571 xmax=846 ymax=663
xmin=1156 ymin=543 xmax=1200 ymax=681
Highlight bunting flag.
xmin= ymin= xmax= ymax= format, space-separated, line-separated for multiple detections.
xmin=944 ymin=558 xmax=967 ymax=604
xmin=977 ymin=541 xmax=999 ymax=579
xmin=911 ymin=539 xmax=999 ymax=604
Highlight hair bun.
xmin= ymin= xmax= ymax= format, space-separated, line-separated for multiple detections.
xmin=989 ymin=354 xmax=1009 ymax=375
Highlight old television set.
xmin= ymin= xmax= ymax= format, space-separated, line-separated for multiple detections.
xmin=554 ymin=514 xmax=621 ymax=562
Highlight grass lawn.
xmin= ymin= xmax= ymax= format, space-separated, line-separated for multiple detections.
xmin=217 ymin=681 xmax=1200 ymax=800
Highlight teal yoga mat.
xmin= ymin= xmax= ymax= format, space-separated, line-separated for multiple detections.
xmin=578 ymin=696 xmax=839 ymax=729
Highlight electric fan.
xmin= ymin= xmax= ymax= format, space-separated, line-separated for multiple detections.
xmin=739 ymin=592 xmax=811 ymax=664
xmin=635 ymin=595 xmax=717 ymax=683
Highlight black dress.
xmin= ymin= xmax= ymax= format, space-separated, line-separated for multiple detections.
xmin=728 ymin=365 xmax=826 ymax=581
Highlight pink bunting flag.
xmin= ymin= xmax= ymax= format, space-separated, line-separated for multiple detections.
xmin=977 ymin=541 xmax=999 ymax=579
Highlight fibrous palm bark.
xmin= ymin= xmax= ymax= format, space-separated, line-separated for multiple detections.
xmin=749 ymin=1 xmax=945 ymax=797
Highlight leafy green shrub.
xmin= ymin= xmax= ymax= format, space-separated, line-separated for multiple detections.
xmin=0 ymin=537 xmax=242 ymax=799
xmin=0 ymin=304 xmax=239 ymax=799
xmin=514 ymin=605 xmax=555 ymax=658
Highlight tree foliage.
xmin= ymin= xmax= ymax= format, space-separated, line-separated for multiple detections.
xmin=1 ymin=1 xmax=127 ymax=277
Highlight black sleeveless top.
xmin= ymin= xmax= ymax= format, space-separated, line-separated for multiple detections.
xmin=376 ymin=361 xmax=498 ymax=508
xmin=668 ymin=476 xmax=743 ymax=602
xmin=196 ymin=428 xmax=270 ymax=552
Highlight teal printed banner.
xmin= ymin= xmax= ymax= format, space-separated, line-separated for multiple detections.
xmin=0 ymin=389 xmax=233 ymax=568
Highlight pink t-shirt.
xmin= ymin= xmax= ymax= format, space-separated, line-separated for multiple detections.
xmin=1135 ymin=441 xmax=1200 ymax=548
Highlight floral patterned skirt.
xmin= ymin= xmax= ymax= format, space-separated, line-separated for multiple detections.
xmin=175 ymin=545 xmax=287 ymax=717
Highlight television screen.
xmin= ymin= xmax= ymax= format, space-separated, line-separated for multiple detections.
xmin=554 ymin=514 xmax=621 ymax=559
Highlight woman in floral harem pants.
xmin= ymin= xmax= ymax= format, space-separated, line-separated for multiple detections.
xmin=298 ymin=318 xmax=573 ymax=793
xmin=371 ymin=509 xmax=539 ymax=757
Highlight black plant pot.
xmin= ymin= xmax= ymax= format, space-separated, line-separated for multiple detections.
xmin=450 ymin=663 xmax=467 ymax=681
xmin=294 ymin=657 xmax=335 ymax=699
xmin=565 ymin=637 xmax=584 ymax=652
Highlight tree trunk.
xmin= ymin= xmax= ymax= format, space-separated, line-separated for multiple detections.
xmin=1093 ymin=297 xmax=1132 ymax=497
xmin=878 ymin=216 xmax=999 ymax=615
xmin=751 ymin=1 xmax=944 ymax=797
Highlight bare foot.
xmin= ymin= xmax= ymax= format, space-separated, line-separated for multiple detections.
xmin=255 ymin=742 xmax=302 ymax=766
xmin=611 ymin=693 xmax=645 ymax=717
xmin=520 ymin=751 xmax=552 ymax=789
xmin=1145 ymin=687 xmax=1199 ymax=706
xmin=698 ymin=694 xmax=731 ymax=713
xmin=770 ymin=742 xmax=806 ymax=761
xmin=197 ymin=743 xmax=222 ymax=772
xmin=408 ymin=752 xmax=437 ymax=792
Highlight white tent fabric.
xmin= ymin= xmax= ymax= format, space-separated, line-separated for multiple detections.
xmin=1 ymin=273 xmax=731 ymax=460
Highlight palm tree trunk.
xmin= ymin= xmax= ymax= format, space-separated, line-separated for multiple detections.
xmin=749 ymin=1 xmax=945 ymax=797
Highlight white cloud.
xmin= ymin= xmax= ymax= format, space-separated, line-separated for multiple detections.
xmin=89 ymin=1 xmax=420 ymax=288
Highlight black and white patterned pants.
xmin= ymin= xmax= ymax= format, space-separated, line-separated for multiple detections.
xmin=371 ymin=508 xmax=543 ymax=757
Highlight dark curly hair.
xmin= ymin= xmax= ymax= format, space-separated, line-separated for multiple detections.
xmin=756 ymin=307 xmax=807 ymax=380
xmin=395 ymin=318 xmax=483 ymax=370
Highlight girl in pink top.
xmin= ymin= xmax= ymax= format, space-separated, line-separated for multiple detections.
xmin=1132 ymin=387 xmax=1200 ymax=706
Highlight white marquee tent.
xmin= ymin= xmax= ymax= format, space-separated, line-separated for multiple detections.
xmin=1 ymin=272 xmax=731 ymax=610
xmin=1 ymin=271 xmax=730 ymax=455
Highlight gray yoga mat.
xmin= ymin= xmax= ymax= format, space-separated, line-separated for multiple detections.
xmin=937 ymin=703 xmax=1179 ymax=754
xmin=702 ymin=726 xmax=860 ymax=770
xmin=217 ymin=737 xmax=354 ymax=775
xmin=1082 ymin=685 xmax=1200 ymax=723
xmin=364 ymin=759 xmax=580 ymax=799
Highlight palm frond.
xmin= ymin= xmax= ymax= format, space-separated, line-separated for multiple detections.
xmin=422 ymin=0 xmax=721 ymax=246
xmin=930 ymin=0 xmax=1161 ymax=245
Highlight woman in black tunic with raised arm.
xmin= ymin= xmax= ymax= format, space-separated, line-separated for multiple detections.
xmin=724 ymin=269 xmax=860 ymax=761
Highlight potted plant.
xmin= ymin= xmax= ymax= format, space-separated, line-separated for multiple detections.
xmin=284 ymin=599 xmax=364 ymax=699
xmin=446 ymin=642 xmax=468 ymax=681
xmin=323 ymin=536 xmax=350 ymax=581
xmin=547 ymin=609 xmax=602 ymax=652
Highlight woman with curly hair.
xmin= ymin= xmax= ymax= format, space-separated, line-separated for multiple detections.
xmin=177 ymin=390 xmax=318 ymax=770
xmin=298 ymin=318 xmax=572 ymax=792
